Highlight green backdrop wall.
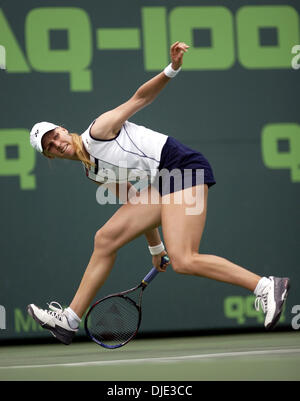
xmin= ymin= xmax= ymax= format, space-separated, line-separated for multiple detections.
xmin=1 ymin=0 xmax=299 ymax=340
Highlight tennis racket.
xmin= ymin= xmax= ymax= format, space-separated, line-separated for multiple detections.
xmin=84 ymin=255 xmax=169 ymax=349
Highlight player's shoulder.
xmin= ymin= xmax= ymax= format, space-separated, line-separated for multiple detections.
xmin=81 ymin=120 xmax=96 ymax=137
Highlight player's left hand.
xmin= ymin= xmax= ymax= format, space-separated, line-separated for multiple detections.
xmin=152 ymin=251 xmax=170 ymax=272
xmin=170 ymin=41 xmax=189 ymax=70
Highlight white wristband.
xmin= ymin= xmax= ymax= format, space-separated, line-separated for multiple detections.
xmin=148 ymin=242 xmax=165 ymax=256
xmin=163 ymin=63 xmax=181 ymax=78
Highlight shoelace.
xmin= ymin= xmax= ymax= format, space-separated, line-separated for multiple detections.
xmin=45 ymin=301 xmax=64 ymax=322
xmin=255 ymin=294 xmax=268 ymax=314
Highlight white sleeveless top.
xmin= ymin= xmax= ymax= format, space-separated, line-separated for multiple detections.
xmin=81 ymin=120 xmax=168 ymax=184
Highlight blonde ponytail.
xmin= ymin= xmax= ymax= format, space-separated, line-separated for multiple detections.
xmin=70 ymin=133 xmax=94 ymax=168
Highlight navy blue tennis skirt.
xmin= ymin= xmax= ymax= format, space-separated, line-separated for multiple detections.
xmin=154 ymin=137 xmax=216 ymax=196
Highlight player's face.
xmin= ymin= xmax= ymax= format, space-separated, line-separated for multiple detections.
xmin=42 ymin=127 xmax=76 ymax=159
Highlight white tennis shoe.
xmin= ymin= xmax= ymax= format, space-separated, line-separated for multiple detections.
xmin=255 ymin=276 xmax=290 ymax=330
xmin=27 ymin=302 xmax=77 ymax=345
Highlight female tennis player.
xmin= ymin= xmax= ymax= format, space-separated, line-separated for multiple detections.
xmin=28 ymin=42 xmax=289 ymax=345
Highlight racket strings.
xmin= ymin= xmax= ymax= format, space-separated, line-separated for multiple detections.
xmin=87 ymin=294 xmax=141 ymax=347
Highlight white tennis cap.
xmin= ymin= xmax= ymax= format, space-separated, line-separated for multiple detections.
xmin=30 ymin=121 xmax=59 ymax=153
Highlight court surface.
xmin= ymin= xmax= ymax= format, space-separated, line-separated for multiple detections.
xmin=0 ymin=331 xmax=300 ymax=381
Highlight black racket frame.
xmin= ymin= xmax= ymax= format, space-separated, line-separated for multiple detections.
xmin=84 ymin=281 xmax=147 ymax=349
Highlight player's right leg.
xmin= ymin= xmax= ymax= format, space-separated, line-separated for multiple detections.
xmin=28 ymin=186 xmax=162 ymax=344
xmin=68 ymin=185 xmax=162 ymax=318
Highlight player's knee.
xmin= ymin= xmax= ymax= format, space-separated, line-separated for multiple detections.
xmin=94 ymin=227 xmax=116 ymax=254
xmin=94 ymin=228 xmax=107 ymax=250
xmin=169 ymin=253 xmax=195 ymax=275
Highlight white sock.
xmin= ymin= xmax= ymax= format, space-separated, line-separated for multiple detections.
xmin=254 ymin=277 xmax=271 ymax=296
xmin=65 ymin=307 xmax=81 ymax=329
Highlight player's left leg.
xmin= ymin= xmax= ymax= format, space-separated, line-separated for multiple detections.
xmin=161 ymin=184 xmax=260 ymax=290
xmin=161 ymin=184 xmax=289 ymax=329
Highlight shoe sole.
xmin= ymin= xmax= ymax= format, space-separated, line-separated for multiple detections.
xmin=266 ymin=277 xmax=290 ymax=330
xmin=27 ymin=305 xmax=75 ymax=345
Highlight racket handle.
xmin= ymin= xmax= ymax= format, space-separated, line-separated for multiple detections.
xmin=142 ymin=267 xmax=159 ymax=286
xmin=142 ymin=255 xmax=169 ymax=286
